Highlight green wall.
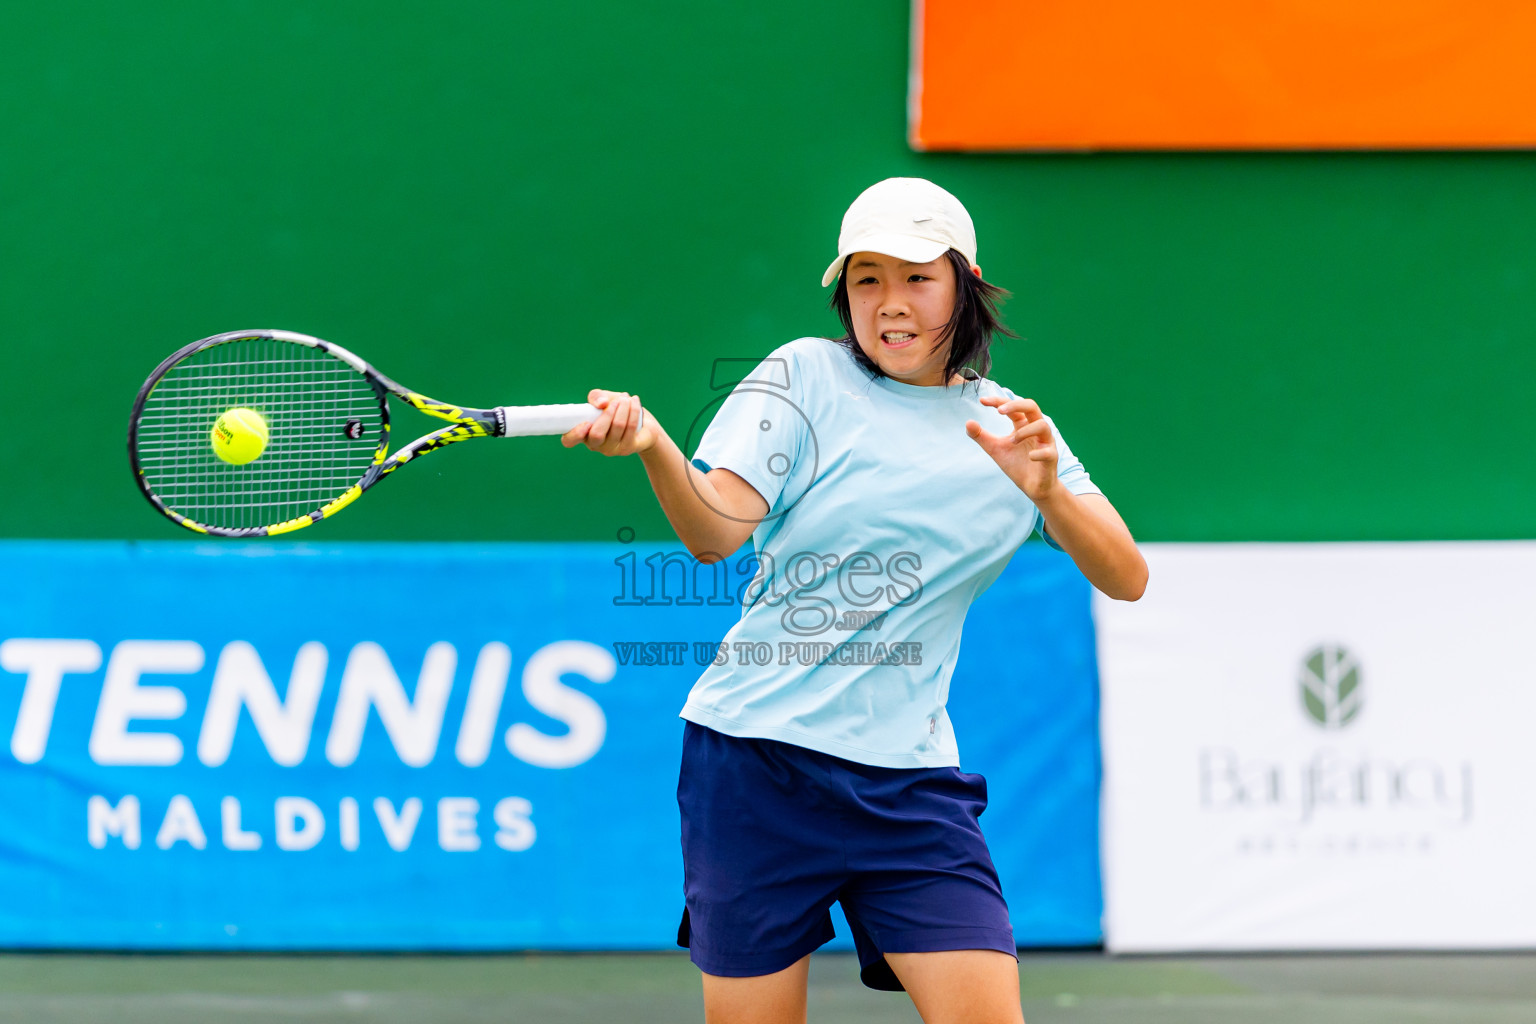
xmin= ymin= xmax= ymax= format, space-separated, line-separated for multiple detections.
xmin=4 ymin=2 xmax=1532 ymax=542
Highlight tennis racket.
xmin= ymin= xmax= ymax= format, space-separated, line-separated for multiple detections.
xmin=128 ymin=329 xmax=629 ymax=537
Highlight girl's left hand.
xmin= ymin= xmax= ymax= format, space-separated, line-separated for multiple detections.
xmin=965 ymin=396 xmax=1058 ymax=502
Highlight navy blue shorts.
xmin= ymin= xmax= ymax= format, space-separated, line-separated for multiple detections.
xmin=675 ymin=722 xmax=1017 ymax=992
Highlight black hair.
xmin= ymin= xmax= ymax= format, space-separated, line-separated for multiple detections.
xmin=829 ymin=248 xmax=1016 ymax=385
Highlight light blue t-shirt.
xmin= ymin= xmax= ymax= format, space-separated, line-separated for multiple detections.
xmin=682 ymin=337 xmax=1101 ymax=768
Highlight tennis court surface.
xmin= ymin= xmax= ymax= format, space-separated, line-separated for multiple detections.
xmin=0 ymin=950 xmax=1531 ymax=1023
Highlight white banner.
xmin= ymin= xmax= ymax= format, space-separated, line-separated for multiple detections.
xmin=1096 ymin=543 xmax=1536 ymax=952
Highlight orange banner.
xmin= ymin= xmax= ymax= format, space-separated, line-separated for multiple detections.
xmin=912 ymin=1 xmax=1536 ymax=150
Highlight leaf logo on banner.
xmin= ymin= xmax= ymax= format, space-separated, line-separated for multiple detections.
xmin=1300 ymin=644 xmax=1362 ymax=729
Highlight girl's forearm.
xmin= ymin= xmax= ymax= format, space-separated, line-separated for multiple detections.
xmin=1034 ymin=489 xmax=1148 ymax=601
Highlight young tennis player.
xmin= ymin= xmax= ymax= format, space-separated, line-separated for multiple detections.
xmin=564 ymin=177 xmax=1146 ymax=1024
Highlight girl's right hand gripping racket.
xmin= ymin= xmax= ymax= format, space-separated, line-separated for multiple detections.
xmin=128 ymin=329 xmax=633 ymax=537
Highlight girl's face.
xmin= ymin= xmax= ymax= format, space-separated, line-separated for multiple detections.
xmin=845 ymin=251 xmax=957 ymax=387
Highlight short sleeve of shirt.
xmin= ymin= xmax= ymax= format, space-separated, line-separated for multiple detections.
xmin=689 ymin=347 xmax=813 ymax=512
xmin=1049 ymin=416 xmax=1099 ymax=498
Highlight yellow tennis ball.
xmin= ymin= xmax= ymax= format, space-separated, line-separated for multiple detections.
xmin=210 ymin=407 xmax=269 ymax=465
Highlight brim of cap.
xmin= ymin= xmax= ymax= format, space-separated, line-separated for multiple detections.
xmin=820 ymin=235 xmax=953 ymax=287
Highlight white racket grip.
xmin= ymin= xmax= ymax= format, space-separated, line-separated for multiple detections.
xmin=494 ymin=403 xmax=645 ymax=437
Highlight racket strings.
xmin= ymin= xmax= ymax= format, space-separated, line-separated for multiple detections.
xmin=133 ymin=338 xmax=386 ymax=530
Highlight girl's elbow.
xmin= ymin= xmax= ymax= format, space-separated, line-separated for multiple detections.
xmin=685 ymin=532 xmax=744 ymax=564
xmin=1099 ymin=559 xmax=1149 ymax=602
xmin=684 ymin=522 xmax=755 ymax=563
xmin=1117 ymin=562 xmax=1150 ymax=602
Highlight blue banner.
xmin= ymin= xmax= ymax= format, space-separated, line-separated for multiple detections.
xmin=0 ymin=540 xmax=1100 ymax=949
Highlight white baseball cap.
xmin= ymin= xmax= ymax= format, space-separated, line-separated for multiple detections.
xmin=821 ymin=177 xmax=978 ymax=287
